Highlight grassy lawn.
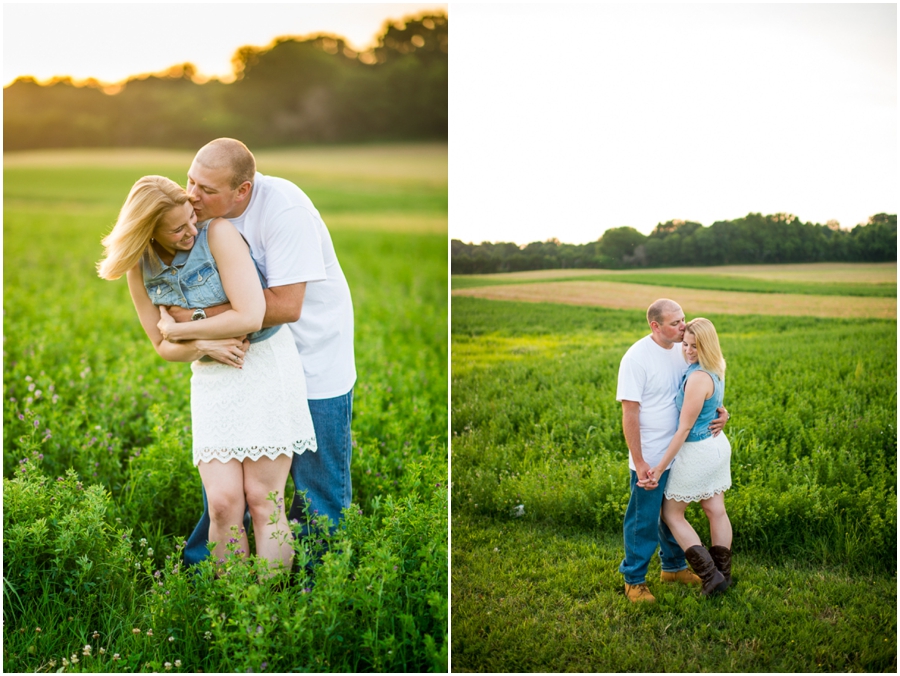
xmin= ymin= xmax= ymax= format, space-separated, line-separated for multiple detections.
xmin=451 ymin=296 xmax=896 ymax=672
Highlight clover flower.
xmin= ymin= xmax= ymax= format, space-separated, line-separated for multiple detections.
xmin=164 ymin=661 xmax=172 ymax=670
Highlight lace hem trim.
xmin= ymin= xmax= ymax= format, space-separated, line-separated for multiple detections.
xmin=665 ymin=483 xmax=731 ymax=503
xmin=194 ymin=437 xmax=317 ymax=465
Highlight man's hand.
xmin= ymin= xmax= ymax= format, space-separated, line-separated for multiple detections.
xmin=709 ymin=406 xmax=730 ymax=436
xmin=157 ymin=306 xmax=177 ymax=341
xmin=166 ymin=302 xmax=232 ymax=324
xmin=635 ymin=459 xmax=658 ymax=490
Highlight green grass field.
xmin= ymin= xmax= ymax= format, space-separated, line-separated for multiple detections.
xmin=451 ymin=294 xmax=896 ymax=672
xmin=451 ymin=270 xmax=896 ymax=297
xmin=3 ymin=145 xmax=448 ymax=673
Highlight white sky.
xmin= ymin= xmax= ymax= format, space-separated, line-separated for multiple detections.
xmin=3 ymin=3 xmax=448 ymax=85
xmin=450 ymin=3 xmax=897 ymax=244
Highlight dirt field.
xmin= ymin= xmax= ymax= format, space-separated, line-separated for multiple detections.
xmin=454 ymin=262 xmax=897 ymax=285
xmin=452 ymin=280 xmax=897 ymax=319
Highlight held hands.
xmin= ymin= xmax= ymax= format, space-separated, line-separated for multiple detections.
xmin=196 ymin=338 xmax=248 ymax=368
xmin=635 ymin=460 xmax=658 ymax=490
xmin=637 ymin=465 xmax=665 ymax=490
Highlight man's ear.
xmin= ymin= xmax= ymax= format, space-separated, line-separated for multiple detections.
xmin=235 ymin=181 xmax=253 ymax=202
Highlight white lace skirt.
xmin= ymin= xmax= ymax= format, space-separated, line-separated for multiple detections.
xmin=665 ymin=433 xmax=732 ymax=503
xmin=190 ymin=326 xmax=317 ymax=466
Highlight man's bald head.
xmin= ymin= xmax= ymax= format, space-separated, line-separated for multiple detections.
xmin=194 ymin=138 xmax=256 ymax=189
xmin=647 ymin=298 xmax=682 ymax=326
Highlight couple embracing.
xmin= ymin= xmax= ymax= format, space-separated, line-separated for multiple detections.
xmin=617 ymin=298 xmax=734 ymax=602
xmin=97 ymin=138 xmax=354 ymax=575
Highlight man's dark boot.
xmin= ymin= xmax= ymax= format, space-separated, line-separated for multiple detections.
xmin=708 ymin=545 xmax=733 ymax=591
xmin=684 ymin=545 xmax=728 ymax=596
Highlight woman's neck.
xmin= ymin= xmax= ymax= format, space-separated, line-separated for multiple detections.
xmin=151 ymin=239 xmax=175 ymax=266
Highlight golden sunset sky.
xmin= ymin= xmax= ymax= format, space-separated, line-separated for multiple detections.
xmin=3 ymin=3 xmax=447 ymax=86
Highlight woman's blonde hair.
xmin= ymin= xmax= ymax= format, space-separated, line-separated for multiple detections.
xmin=685 ymin=317 xmax=726 ymax=380
xmin=97 ymin=176 xmax=188 ymax=280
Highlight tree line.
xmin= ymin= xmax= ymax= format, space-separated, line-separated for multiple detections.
xmin=451 ymin=212 xmax=897 ymax=274
xmin=3 ymin=13 xmax=447 ymax=150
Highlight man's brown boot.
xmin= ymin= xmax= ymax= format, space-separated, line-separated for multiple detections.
xmin=624 ymin=583 xmax=656 ymax=603
xmin=661 ymin=568 xmax=701 ymax=585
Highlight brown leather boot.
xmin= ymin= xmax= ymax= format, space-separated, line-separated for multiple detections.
xmin=684 ymin=545 xmax=728 ymax=596
xmin=708 ymin=545 xmax=733 ymax=590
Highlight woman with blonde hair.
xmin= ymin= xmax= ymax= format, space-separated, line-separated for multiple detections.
xmin=98 ymin=175 xmax=317 ymax=576
xmin=646 ymin=317 xmax=733 ymax=596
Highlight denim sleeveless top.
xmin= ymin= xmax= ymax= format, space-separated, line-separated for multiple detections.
xmin=141 ymin=220 xmax=280 ymax=344
xmin=675 ymin=362 xmax=724 ymax=441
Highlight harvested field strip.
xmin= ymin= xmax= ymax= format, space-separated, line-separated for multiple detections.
xmin=452 ymin=273 xmax=894 ymax=297
xmin=452 ymin=280 xmax=897 ymax=319
xmin=453 ymin=261 xmax=897 ymax=285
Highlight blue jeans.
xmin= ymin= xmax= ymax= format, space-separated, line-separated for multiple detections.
xmin=183 ymin=388 xmax=354 ymax=566
xmin=619 ymin=469 xmax=687 ymax=584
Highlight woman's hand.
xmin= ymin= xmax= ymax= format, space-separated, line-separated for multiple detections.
xmin=195 ymin=338 xmax=247 ymax=368
xmin=157 ymin=306 xmax=177 ymax=341
xmin=709 ymin=406 xmax=730 ymax=436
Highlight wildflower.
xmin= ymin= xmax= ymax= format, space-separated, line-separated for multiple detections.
xmin=35 ymin=389 xmax=42 ymax=398
xmin=99 ymin=647 xmax=106 ymax=655
xmin=168 ymin=636 xmax=175 ymax=642
xmin=28 ymin=383 xmax=35 ymax=391
xmin=70 ymin=654 xmax=80 ymax=664
xmin=261 ymin=662 xmax=268 ymax=669
xmin=175 ymin=660 xmax=182 ymax=667
xmin=93 ymin=631 xmax=100 ymax=639
xmin=62 ymin=658 xmax=69 ymax=666
xmin=35 ymin=627 xmax=41 ymax=633
xmin=154 ymin=570 xmax=162 ymax=578
xmin=147 ymin=548 xmax=154 ymax=556
xmin=34 ymin=419 xmax=39 ymax=428
xmin=164 ymin=662 xmax=172 ymax=670
xmin=18 ymin=414 xmax=23 ymax=421
xmin=48 ymin=660 xmax=56 ymax=668
xmin=146 ymin=629 xmax=153 ymax=637
xmin=83 ymin=644 xmax=92 ymax=656
xmin=135 ymin=562 xmax=141 ymax=569
xmin=113 ymin=653 xmax=121 ymax=661
xmin=204 ymin=631 xmax=212 ymax=640
xmin=132 ymin=628 xmax=141 ymax=634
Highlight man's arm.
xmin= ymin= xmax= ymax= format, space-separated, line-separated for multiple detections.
xmin=261 ymin=282 xmax=306 ymax=327
xmin=167 ymin=282 xmax=306 ymax=328
xmin=622 ymin=400 xmax=652 ymax=483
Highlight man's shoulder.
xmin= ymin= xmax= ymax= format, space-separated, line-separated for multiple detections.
xmin=256 ymin=173 xmax=312 ymax=205
xmin=621 ymin=334 xmax=652 ymax=361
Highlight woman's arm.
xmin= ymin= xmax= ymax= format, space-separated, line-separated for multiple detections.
xmin=158 ymin=219 xmax=265 ymax=342
xmin=127 ymin=266 xmax=246 ymax=366
xmin=648 ymin=371 xmax=714 ymax=481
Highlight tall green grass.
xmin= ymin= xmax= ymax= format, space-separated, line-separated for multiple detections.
xmin=3 ymin=149 xmax=448 ymax=672
xmin=451 ymin=296 xmax=896 ymax=671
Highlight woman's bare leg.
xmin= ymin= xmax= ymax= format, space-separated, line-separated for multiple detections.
xmin=243 ymin=454 xmax=294 ymax=575
xmin=198 ymin=458 xmax=249 ymax=567
xmin=700 ymin=492 xmax=732 ymax=549
xmin=661 ymin=498 xmax=703 ymax=551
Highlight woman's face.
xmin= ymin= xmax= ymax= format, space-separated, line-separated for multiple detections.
xmin=153 ymin=201 xmax=198 ymax=255
xmin=682 ymin=330 xmax=699 ymax=364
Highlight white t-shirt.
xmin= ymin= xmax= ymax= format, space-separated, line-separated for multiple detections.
xmin=616 ymin=334 xmax=688 ymax=471
xmin=228 ymin=173 xmax=356 ymax=399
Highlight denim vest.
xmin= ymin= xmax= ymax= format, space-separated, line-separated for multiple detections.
xmin=675 ymin=362 xmax=725 ymax=441
xmin=141 ymin=220 xmax=280 ymax=344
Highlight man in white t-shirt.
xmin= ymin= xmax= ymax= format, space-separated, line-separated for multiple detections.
xmin=171 ymin=138 xmax=355 ymax=566
xmin=616 ymin=298 xmax=728 ymax=602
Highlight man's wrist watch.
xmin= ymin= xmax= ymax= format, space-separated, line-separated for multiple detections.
xmin=191 ymin=308 xmax=207 ymax=321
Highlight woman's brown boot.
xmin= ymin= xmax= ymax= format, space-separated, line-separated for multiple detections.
xmin=684 ymin=545 xmax=728 ymax=596
xmin=708 ymin=545 xmax=733 ymax=590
